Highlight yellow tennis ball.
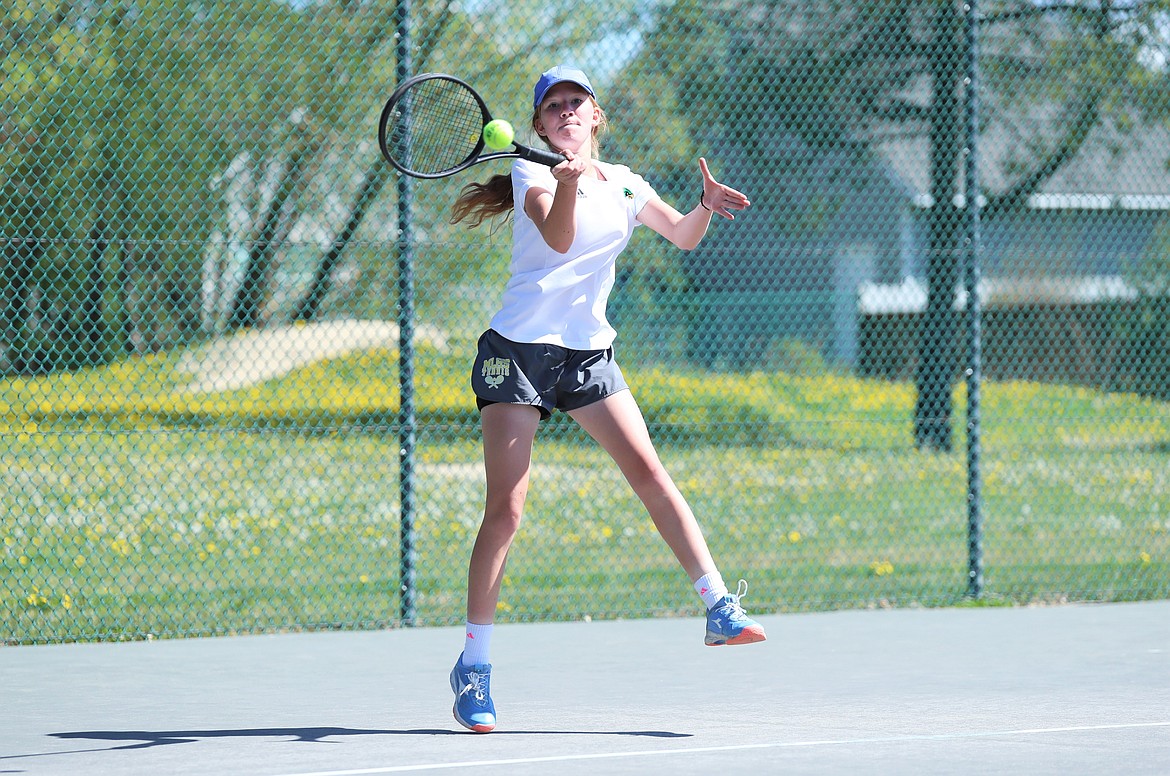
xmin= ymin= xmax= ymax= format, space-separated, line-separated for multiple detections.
xmin=483 ymin=119 xmax=514 ymax=151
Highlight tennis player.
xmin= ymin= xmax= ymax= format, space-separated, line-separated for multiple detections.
xmin=447 ymin=64 xmax=765 ymax=733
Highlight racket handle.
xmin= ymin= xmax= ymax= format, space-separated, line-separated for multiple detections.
xmin=516 ymin=145 xmax=566 ymax=168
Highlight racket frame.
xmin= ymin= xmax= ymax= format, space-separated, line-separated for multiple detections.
xmin=378 ymin=73 xmax=564 ymax=179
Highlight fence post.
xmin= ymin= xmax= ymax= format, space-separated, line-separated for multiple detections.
xmin=395 ymin=0 xmax=418 ymax=626
xmin=964 ymin=0 xmax=985 ymax=598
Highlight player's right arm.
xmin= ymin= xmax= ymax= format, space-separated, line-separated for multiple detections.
xmin=524 ymin=151 xmax=584 ymax=254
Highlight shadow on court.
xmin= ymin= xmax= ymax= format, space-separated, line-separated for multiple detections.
xmin=0 ymin=727 xmax=689 ymax=767
xmin=47 ymin=725 xmax=691 ymax=748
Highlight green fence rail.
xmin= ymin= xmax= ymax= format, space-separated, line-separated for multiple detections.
xmin=3 ymin=0 xmax=1169 ymax=644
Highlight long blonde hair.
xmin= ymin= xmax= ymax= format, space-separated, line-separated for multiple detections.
xmin=451 ymin=102 xmax=608 ymax=227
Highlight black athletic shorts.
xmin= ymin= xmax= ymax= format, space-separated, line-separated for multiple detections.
xmin=470 ymin=329 xmax=629 ymax=420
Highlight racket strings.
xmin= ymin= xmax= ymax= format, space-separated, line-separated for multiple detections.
xmin=386 ymin=79 xmax=484 ymax=176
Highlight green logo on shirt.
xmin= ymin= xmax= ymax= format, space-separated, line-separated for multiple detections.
xmin=623 ymin=187 xmax=634 ymax=199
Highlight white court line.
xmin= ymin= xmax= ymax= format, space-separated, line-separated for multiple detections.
xmin=268 ymin=721 xmax=1170 ymax=776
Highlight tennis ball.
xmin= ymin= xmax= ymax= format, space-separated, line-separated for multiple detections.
xmin=483 ymin=119 xmax=514 ymax=151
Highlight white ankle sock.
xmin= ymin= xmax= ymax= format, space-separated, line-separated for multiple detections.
xmin=694 ymin=572 xmax=729 ymax=609
xmin=461 ymin=621 xmax=493 ymax=667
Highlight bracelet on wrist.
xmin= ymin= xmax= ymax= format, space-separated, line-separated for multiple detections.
xmin=699 ymin=191 xmax=711 ymax=212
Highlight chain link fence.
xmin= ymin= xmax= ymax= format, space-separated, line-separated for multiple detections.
xmin=3 ymin=0 xmax=1169 ymax=644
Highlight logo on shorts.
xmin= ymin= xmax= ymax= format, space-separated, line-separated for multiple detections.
xmin=481 ymin=357 xmax=511 ymax=389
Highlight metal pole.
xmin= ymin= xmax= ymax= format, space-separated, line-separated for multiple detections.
xmin=394 ymin=0 xmax=417 ymax=625
xmin=963 ymin=0 xmax=984 ymax=598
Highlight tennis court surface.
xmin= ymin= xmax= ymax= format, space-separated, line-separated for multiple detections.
xmin=4 ymin=601 xmax=1169 ymax=775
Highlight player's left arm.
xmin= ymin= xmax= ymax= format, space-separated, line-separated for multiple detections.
xmin=637 ymin=157 xmax=749 ymax=250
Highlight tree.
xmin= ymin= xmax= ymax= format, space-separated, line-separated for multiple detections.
xmin=915 ymin=0 xmax=1167 ymax=449
xmin=226 ymin=0 xmax=410 ymax=330
xmin=1 ymin=0 xmax=305 ymax=371
xmin=614 ymin=0 xmax=1170 ymax=447
xmin=2 ymin=1 xmax=86 ymax=371
xmin=293 ymin=0 xmax=459 ymax=324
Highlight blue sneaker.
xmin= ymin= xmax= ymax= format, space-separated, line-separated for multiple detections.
xmin=705 ymin=580 xmax=767 ymax=646
xmin=450 ymin=653 xmax=496 ymax=732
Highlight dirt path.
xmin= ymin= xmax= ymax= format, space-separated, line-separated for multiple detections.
xmin=178 ymin=320 xmax=445 ymax=393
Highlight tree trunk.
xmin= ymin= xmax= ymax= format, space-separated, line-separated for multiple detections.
xmin=1 ymin=233 xmax=41 ymax=373
xmin=81 ymin=221 xmax=109 ymax=367
xmin=2 ymin=200 xmax=48 ymax=374
xmin=914 ymin=0 xmax=965 ymax=451
xmin=294 ymin=158 xmax=391 ymax=322
xmin=227 ymin=134 xmax=314 ymax=331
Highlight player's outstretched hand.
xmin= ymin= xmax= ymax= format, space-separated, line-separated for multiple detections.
xmin=699 ymin=157 xmax=750 ymax=220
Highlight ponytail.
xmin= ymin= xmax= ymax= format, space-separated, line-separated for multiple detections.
xmin=451 ymin=174 xmax=513 ymax=227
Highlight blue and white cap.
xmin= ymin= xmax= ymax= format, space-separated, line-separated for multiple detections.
xmin=532 ymin=65 xmax=596 ymax=109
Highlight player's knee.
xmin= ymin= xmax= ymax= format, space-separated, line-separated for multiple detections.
xmin=629 ymin=469 xmax=680 ymax=507
xmin=482 ymin=497 xmax=525 ymax=534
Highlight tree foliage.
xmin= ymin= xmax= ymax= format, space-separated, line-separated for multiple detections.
xmin=5 ymin=0 xmax=1169 ymax=386
xmin=612 ymin=0 xmax=1170 ymax=444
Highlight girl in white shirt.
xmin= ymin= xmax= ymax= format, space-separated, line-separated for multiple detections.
xmin=447 ymin=65 xmax=766 ymax=734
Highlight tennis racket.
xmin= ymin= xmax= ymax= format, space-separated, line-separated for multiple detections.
xmin=378 ymin=73 xmax=564 ymax=179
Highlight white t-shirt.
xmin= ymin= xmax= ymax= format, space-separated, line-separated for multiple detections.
xmin=488 ymin=158 xmax=658 ymax=350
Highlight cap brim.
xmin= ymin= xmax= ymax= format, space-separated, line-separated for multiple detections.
xmin=534 ymin=79 xmax=595 ymax=108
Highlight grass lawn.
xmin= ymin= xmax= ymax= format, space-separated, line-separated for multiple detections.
xmin=3 ymin=345 xmax=1168 ymax=643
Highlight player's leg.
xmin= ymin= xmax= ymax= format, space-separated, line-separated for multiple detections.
xmin=568 ymin=390 xmax=766 ymax=646
xmin=467 ymin=402 xmax=541 ymax=622
xmin=452 ymin=402 xmax=542 ymax=733
xmin=568 ymin=390 xmax=712 ymax=577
